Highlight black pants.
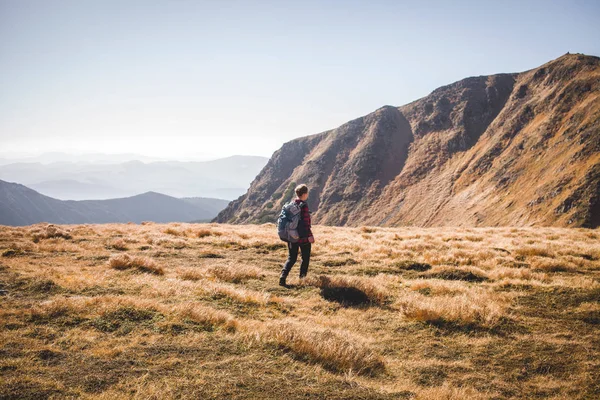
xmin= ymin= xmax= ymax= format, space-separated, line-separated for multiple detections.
xmin=280 ymin=242 xmax=311 ymax=279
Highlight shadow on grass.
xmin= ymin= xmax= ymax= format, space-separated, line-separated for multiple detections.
xmin=422 ymin=269 xmax=488 ymax=282
xmin=320 ymin=286 xmax=371 ymax=307
xmin=355 ymin=260 xmax=432 ymax=277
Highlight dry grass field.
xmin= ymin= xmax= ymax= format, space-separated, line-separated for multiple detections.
xmin=1 ymin=222 xmax=599 ymax=399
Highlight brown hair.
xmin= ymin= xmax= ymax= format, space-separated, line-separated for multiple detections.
xmin=295 ymin=184 xmax=308 ymax=197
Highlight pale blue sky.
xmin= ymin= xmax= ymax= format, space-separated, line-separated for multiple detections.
xmin=1 ymin=0 xmax=599 ymax=159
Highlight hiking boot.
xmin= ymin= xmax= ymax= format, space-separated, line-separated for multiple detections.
xmin=279 ymin=277 xmax=287 ymax=287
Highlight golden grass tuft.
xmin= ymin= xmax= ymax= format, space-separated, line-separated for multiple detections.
xmin=35 ymin=240 xmax=80 ymax=253
xmin=174 ymin=302 xmax=238 ymax=332
xmin=486 ymin=266 xmax=549 ymax=282
xmin=163 ymin=239 xmax=187 ymax=249
xmin=248 ymin=320 xmax=386 ymax=376
xmin=163 ymin=227 xmax=184 ymax=236
xmin=196 ymin=229 xmax=212 ymax=238
xmin=408 ymin=279 xmax=470 ymax=296
xmin=360 ymin=226 xmax=377 ymax=234
xmin=109 ymin=238 xmax=128 ymax=251
xmin=28 ymin=296 xmax=86 ymax=321
xmin=196 ymin=228 xmax=223 ymax=238
xmin=530 ymin=258 xmax=577 ymax=272
xmin=203 ymin=282 xmax=283 ymax=306
xmin=27 ymin=295 xmax=238 ymax=334
xmin=514 ymin=245 xmax=556 ymax=258
xmin=108 ymin=254 xmax=164 ymax=275
xmin=394 ymin=288 xmax=512 ymax=329
xmin=178 ymin=269 xmax=206 ymax=281
xmin=207 ymin=264 xmax=265 ymax=283
xmin=464 ymin=235 xmax=484 ymax=242
xmin=30 ymin=224 xmax=72 ymax=242
xmin=28 ymin=295 xmax=154 ymax=320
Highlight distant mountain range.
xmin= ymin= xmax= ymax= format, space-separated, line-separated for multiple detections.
xmin=216 ymin=53 xmax=600 ymax=228
xmin=0 ymin=179 xmax=230 ymax=226
xmin=0 ymin=152 xmax=170 ymax=165
xmin=0 ymin=155 xmax=268 ymax=201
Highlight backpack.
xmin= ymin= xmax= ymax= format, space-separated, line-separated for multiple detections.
xmin=277 ymin=201 xmax=306 ymax=243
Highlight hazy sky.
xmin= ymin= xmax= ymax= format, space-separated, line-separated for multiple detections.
xmin=1 ymin=0 xmax=599 ymax=159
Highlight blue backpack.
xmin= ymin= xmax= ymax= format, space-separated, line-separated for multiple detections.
xmin=277 ymin=201 xmax=305 ymax=243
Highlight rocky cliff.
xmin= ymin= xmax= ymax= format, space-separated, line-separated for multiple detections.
xmin=215 ymin=53 xmax=600 ymax=228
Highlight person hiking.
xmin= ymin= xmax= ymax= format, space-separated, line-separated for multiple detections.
xmin=279 ymin=184 xmax=314 ymax=286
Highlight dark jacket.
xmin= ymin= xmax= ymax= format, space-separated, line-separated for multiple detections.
xmin=294 ymin=199 xmax=313 ymax=244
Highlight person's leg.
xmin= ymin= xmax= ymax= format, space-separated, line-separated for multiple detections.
xmin=299 ymin=243 xmax=311 ymax=278
xmin=280 ymin=242 xmax=299 ymax=284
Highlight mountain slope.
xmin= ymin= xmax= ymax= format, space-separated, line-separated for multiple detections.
xmin=215 ymin=53 xmax=600 ymax=228
xmin=0 ymin=180 xmax=228 ymax=225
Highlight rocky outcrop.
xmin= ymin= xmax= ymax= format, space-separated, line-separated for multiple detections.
xmin=215 ymin=53 xmax=600 ymax=228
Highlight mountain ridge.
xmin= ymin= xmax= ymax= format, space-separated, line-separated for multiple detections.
xmin=215 ymin=53 xmax=600 ymax=228
xmin=0 ymin=180 xmax=229 ymax=226
xmin=0 ymin=155 xmax=268 ymax=200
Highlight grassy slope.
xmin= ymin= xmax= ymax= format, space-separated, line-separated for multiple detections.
xmin=0 ymin=222 xmax=599 ymax=399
